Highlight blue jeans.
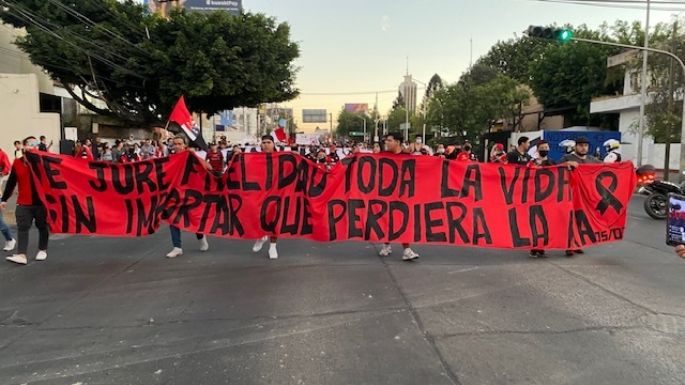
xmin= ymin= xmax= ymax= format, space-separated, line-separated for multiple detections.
xmin=169 ymin=226 xmax=203 ymax=248
xmin=0 ymin=211 xmax=13 ymax=241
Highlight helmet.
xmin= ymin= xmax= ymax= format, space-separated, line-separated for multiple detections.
xmin=559 ymin=139 xmax=575 ymax=154
xmin=603 ymin=139 xmax=620 ymax=150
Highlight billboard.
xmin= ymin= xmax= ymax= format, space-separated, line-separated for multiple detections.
xmin=145 ymin=0 xmax=242 ymax=15
xmin=184 ymin=0 xmax=242 ymax=14
xmin=265 ymin=107 xmax=293 ymax=118
xmin=302 ymin=109 xmax=327 ymax=123
xmin=344 ymin=103 xmax=368 ymax=114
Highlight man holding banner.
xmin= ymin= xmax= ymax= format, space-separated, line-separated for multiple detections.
xmin=560 ymin=136 xmax=602 ymax=257
xmin=166 ymin=136 xmax=210 ymax=258
xmin=1 ymin=137 xmax=48 ymax=265
xmin=252 ymin=135 xmax=280 ymax=259
xmin=377 ymin=132 xmax=420 ymax=262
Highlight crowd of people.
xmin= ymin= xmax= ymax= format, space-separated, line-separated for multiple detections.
xmin=0 ymin=131 xmax=680 ymax=267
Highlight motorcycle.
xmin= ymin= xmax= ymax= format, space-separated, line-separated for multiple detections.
xmin=636 ymin=165 xmax=685 ymax=219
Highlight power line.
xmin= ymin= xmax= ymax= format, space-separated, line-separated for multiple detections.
xmin=43 ymin=0 xmax=150 ymax=55
xmin=1 ymin=0 xmax=146 ymax=79
xmin=530 ymin=0 xmax=685 ymax=10
xmin=300 ymin=90 xmax=398 ymax=96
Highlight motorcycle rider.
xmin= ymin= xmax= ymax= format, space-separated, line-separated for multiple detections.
xmin=559 ymin=139 xmax=575 ymax=155
xmin=603 ymin=139 xmax=622 ymax=163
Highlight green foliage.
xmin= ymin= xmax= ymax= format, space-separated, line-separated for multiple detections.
xmin=0 ymin=0 xmax=299 ymax=126
xmin=336 ymin=110 xmax=373 ymax=139
xmin=528 ymin=41 xmax=620 ymax=125
xmin=422 ymin=72 xmax=529 ymax=142
xmin=643 ymin=21 xmax=685 ymax=143
xmin=386 ymin=107 xmax=408 ymax=132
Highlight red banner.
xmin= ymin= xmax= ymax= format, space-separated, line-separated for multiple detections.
xmin=23 ymin=151 xmax=636 ymax=250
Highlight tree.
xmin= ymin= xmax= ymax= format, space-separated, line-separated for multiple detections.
xmin=0 ymin=0 xmax=299 ymax=126
xmin=386 ymin=107 xmax=408 ymax=132
xmin=425 ymin=72 xmax=529 ymax=142
xmin=424 ymin=74 xmax=444 ymax=99
xmin=477 ymin=36 xmax=548 ymax=84
xmin=336 ymin=110 xmax=373 ymax=139
xmin=391 ymin=91 xmax=405 ymax=110
xmin=527 ymin=39 xmax=621 ymax=126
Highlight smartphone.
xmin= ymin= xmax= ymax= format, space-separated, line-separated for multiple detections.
xmin=666 ymin=193 xmax=685 ymax=246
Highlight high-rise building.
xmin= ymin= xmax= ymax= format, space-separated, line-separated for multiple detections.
xmin=399 ymin=75 xmax=418 ymax=113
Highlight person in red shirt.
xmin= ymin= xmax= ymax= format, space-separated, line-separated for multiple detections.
xmin=0 ymin=147 xmax=11 ymax=189
xmin=205 ymin=143 xmax=225 ymax=176
xmin=456 ymin=143 xmax=477 ymax=162
xmin=1 ymin=137 xmax=48 ymax=265
xmin=165 ymin=136 xmax=209 ymax=258
xmin=489 ymin=143 xmax=507 ymax=163
xmin=119 ymin=145 xmax=140 ymax=163
xmin=0 ymin=147 xmax=15 ymax=253
xmin=74 ymin=141 xmax=94 ymax=161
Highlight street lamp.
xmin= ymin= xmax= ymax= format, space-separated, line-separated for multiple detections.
xmin=354 ymin=115 xmax=367 ymax=143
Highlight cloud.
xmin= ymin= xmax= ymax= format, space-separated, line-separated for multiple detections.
xmin=381 ymin=15 xmax=391 ymax=32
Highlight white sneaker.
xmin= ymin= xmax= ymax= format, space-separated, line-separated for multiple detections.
xmin=252 ymin=236 xmax=268 ymax=252
xmin=6 ymin=254 xmax=27 ymax=265
xmin=379 ymin=244 xmax=392 ymax=257
xmin=402 ymin=248 xmax=419 ymax=261
xmin=268 ymin=243 xmax=278 ymax=260
xmin=35 ymin=250 xmax=47 ymax=261
xmin=3 ymin=239 xmax=16 ymax=251
xmin=199 ymin=236 xmax=209 ymax=252
xmin=166 ymin=247 xmax=183 ymax=258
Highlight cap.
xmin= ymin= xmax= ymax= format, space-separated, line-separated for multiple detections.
xmin=575 ymin=136 xmax=590 ymax=144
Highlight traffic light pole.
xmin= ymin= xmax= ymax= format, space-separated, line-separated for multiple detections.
xmin=571 ymin=37 xmax=685 ymax=180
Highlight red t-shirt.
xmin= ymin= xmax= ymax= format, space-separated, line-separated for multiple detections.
xmin=206 ymin=150 xmax=224 ymax=171
xmin=75 ymin=146 xmax=94 ymax=161
xmin=0 ymin=150 xmax=10 ymax=175
xmin=456 ymin=152 xmax=471 ymax=161
xmin=2 ymin=159 xmax=39 ymax=206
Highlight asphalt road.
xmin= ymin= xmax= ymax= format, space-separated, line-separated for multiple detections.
xmin=0 ymin=196 xmax=683 ymax=385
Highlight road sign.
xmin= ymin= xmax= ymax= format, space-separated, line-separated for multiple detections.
xmin=349 ymin=131 xmax=365 ymax=136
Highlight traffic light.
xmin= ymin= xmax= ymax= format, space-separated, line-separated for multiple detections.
xmin=526 ymin=25 xmax=574 ymax=44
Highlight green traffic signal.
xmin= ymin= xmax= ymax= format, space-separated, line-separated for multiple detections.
xmin=557 ymin=29 xmax=573 ymax=43
xmin=527 ymin=25 xmax=574 ymax=44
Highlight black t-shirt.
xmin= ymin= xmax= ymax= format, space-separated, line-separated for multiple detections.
xmin=38 ymin=143 xmax=47 ymax=152
xmin=506 ymin=150 xmax=532 ymax=165
xmin=559 ymin=153 xmax=602 ymax=164
xmin=534 ymin=158 xmax=556 ymax=166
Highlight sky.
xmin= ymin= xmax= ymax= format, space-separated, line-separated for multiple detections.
xmin=144 ymin=0 xmax=682 ymax=131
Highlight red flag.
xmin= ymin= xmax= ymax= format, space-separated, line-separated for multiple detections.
xmin=168 ymin=96 xmax=207 ymax=150
xmin=272 ymin=127 xmax=287 ymax=143
xmin=169 ymin=96 xmax=199 ymax=141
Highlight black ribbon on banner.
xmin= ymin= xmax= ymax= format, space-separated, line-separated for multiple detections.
xmin=595 ymin=171 xmax=623 ymax=214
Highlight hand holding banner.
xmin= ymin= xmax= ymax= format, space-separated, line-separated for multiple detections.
xmin=24 ymin=151 xmax=636 ymax=250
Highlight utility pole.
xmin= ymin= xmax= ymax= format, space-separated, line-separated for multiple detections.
xmin=664 ymin=21 xmax=678 ymax=181
xmin=404 ymin=58 xmax=410 ymax=143
xmin=637 ymin=0 xmax=651 ymax=167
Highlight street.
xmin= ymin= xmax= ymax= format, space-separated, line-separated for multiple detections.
xmin=0 ymin=195 xmax=683 ymax=385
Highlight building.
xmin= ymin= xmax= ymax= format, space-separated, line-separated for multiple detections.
xmin=0 ymin=24 xmax=60 ymax=158
xmin=590 ymin=50 xmax=678 ymax=168
xmin=399 ymin=75 xmax=418 ymax=113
